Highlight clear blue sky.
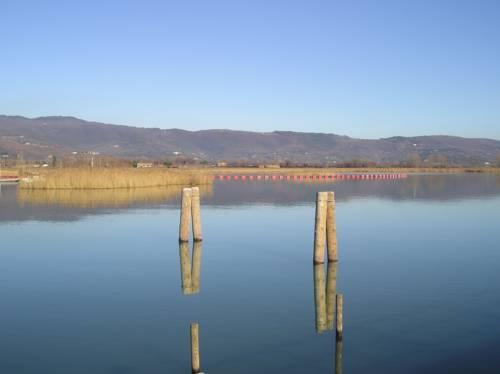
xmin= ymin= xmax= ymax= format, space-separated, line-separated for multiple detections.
xmin=1 ymin=0 xmax=499 ymax=139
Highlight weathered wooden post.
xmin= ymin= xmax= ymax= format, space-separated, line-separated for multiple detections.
xmin=179 ymin=188 xmax=192 ymax=242
xmin=314 ymin=264 xmax=327 ymax=333
xmin=191 ymin=187 xmax=203 ymax=242
xmin=326 ymin=191 xmax=338 ymax=262
xmin=190 ymin=322 xmax=201 ymax=373
xmin=335 ymin=339 xmax=343 ymax=374
xmin=314 ymin=192 xmax=328 ymax=264
xmin=326 ymin=262 xmax=337 ymax=330
xmin=336 ymin=293 xmax=343 ymax=340
xmin=191 ymin=241 xmax=202 ymax=294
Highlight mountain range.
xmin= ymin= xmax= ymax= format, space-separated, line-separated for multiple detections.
xmin=1 ymin=115 xmax=499 ymax=165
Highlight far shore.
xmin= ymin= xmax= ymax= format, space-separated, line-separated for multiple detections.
xmin=195 ymin=166 xmax=500 ymax=175
xmin=2 ymin=166 xmax=499 ymax=191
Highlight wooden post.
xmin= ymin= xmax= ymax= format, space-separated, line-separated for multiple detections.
xmin=335 ymin=339 xmax=343 ymax=374
xmin=191 ymin=187 xmax=203 ymax=242
xmin=190 ymin=322 xmax=201 ymax=374
xmin=191 ymin=241 xmax=202 ymax=294
xmin=326 ymin=191 xmax=338 ymax=262
xmin=179 ymin=242 xmax=193 ymax=295
xmin=326 ymin=261 xmax=337 ymax=330
xmin=313 ymin=264 xmax=327 ymax=333
xmin=179 ymin=188 xmax=192 ymax=242
xmin=336 ymin=293 xmax=343 ymax=340
xmin=314 ymin=192 xmax=328 ymax=264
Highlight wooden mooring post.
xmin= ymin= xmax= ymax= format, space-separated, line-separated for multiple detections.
xmin=179 ymin=188 xmax=192 ymax=242
xmin=314 ymin=192 xmax=328 ymax=264
xmin=179 ymin=187 xmax=203 ymax=242
xmin=190 ymin=322 xmax=201 ymax=373
xmin=326 ymin=191 xmax=338 ymax=262
xmin=191 ymin=187 xmax=203 ymax=242
xmin=314 ymin=191 xmax=338 ymax=263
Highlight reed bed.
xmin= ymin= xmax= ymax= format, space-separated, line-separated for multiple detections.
xmin=18 ymin=184 xmax=213 ymax=208
xmin=19 ymin=168 xmax=212 ymax=190
xmin=0 ymin=168 xmax=19 ymax=177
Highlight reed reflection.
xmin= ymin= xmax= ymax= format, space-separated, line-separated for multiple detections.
xmin=17 ymin=185 xmax=212 ymax=208
xmin=179 ymin=241 xmax=203 ymax=295
xmin=313 ymin=261 xmax=337 ymax=333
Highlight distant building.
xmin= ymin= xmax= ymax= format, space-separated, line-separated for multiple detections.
xmin=217 ymin=161 xmax=227 ymax=167
xmin=136 ymin=162 xmax=153 ymax=168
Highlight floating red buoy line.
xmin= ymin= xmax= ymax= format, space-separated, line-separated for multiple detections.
xmin=212 ymin=173 xmax=408 ymax=182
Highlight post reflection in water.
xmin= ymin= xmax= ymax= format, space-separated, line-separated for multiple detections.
xmin=313 ymin=262 xmax=337 ymax=333
xmin=314 ymin=261 xmax=343 ymax=373
xmin=335 ymin=339 xmax=343 ymax=374
xmin=326 ymin=261 xmax=337 ymax=331
xmin=179 ymin=241 xmax=203 ymax=295
xmin=313 ymin=263 xmax=327 ymax=333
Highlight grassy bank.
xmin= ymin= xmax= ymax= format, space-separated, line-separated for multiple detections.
xmin=19 ymin=168 xmax=211 ymax=190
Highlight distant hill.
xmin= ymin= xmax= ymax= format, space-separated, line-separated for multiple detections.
xmin=1 ymin=115 xmax=499 ymax=165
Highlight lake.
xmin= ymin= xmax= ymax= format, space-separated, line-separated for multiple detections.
xmin=1 ymin=173 xmax=499 ymax=373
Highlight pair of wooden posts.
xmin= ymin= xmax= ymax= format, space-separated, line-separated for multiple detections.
xmin=314 ymin=191 xmax=337 ymax=264
xmin=180 ymin=187 xmax=203 ymax=242
xmin=313 ymin=191 xmax=343 ymax=340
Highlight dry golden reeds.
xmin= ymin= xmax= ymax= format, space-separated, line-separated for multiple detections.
xmin=19 ymin=168 xmax=211 ymax=190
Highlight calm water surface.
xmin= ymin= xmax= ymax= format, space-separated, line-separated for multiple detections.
xmin=0 ymin=174 xmax=499 ymax=373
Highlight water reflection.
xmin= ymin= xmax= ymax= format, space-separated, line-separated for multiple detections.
xmin=314 ymin=260 xmax=343 ymax=373
xmin=179 ymin=242 xmax=203 ymax=295
xmin=335 ymin=339 xmax=343 ymax=374
xmin=17 ymin=185 xmax=212 ymax=208
xmin=314 ymin=262 xmax=337 ymax=333
xmin=2 ymin=175 xmax=499 ymax=224
xmin=210 ymin=174 xmax=500 ymax=206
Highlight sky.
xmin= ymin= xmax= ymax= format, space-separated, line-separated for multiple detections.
xmin=1 ymin=0 xmax=499 ymax=139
